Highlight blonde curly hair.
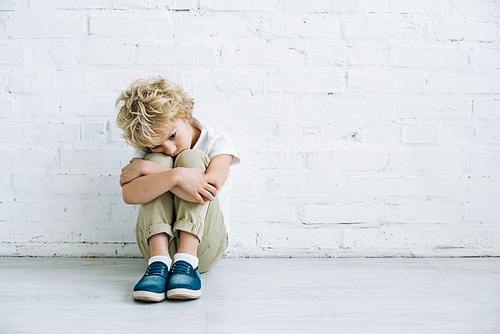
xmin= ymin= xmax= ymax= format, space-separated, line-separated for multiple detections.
xmin=116 ymin=77 xmax=194 ymax=152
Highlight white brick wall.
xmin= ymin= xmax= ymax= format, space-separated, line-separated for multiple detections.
xmin=1 ymin=0 xmax=499 ymax=258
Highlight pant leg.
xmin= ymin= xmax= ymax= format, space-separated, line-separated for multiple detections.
xmin=167 ymin=150 xmax=228 ymax=273
xmin=135 ymin=153 xmax=176 ymax=261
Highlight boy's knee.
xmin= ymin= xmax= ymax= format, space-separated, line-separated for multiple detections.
xmin=174 ymin=150 xmax=210 ymax=170
xmin=144 ymin=153 xmax=174 ymax=168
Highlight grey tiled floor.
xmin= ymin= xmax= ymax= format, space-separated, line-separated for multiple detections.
xmin=1 ymin=257 xmax=499 ymax=333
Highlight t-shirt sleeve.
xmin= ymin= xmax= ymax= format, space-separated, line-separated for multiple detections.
xmin=208 ymin=133 xmax=241 ymax=166
xmin=133 ymin=150 xmax=147 ymax=159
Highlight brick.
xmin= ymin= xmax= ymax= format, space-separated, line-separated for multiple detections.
xmin=307 ymin=45 xmax=389 ymax=67
xmin=269 ymin=173 xmax=305 ymax=198
xmin=28 ymin=0 xmax=107 ymax=9
xmin=342 ymin=226 xmax=422 ymax=250
xmin=200 ymin=0 xmax=278 ymax=11
xmin=231 ymin=203 xmax=298 ymax=223
xmin=359 ymin=123 xmax=401 ymax=144
xmin=109 ymin=0 xmax=149 ymax=9
xmin=390 ymin=151 xmax=465 ymax=170
xmin=168 ymin=0 xmax=198 ymax=10
xmin=308 ymin=150 xmax=387 ymax=172
xmin=429 ymin=74 xmax=500 ymax=94
xmin=12 ymin=173 xmax=52 ymax=196
xmin=227 ymin=95 xmax=292 ymax=118
xmin=349 ymin=176 xmax=422 ymax=197
xmin=473 ymin=99 xmax=500 ymax=119
xmin=183 ymin=70 xmax=261 ymax=95
xmin=275 ymin=151 xmax=306 ymax=170
xmin=0 ymin=99 xmax=12 ymax=117
xmin=447 ymin=124 xmax=476 ymax=141
xmin=60 ymin=95 xmax=116 ymax=117
xmin=89 ymin=16 xmax=173 ymax=37
xmin=279 ymin=123 xmax=321 ymax=150
xmin=222 ymin=46 xmax=302 ymax=65
xmin=0 ymin=201 xmax=47 ymax=222
xmin=32 ymin=44 xmax=53 ymax=66
xmin=303 ymin=172 xmax=349 ymax=198
xmin=261 ymin=13 xmax=339 ymax=39
xmin=321 ymin=124 xmax=359 ymax=142
xmin=86 ymin=71 xmax=122 ymax=92
xmin=266 ymin=72 xmax=342 ymax=93
xmin=474 ymin=48 xmax=500 ymax=69
xmin=402 ymin=123 xmax=439 ymax=144
xmin=0 ymin=121 xmax=35 ymax=142
xmin=0 ymin=45 xmax=24 ymax=65
xmin=53 ymin=71 xmax=88 ymax=91
xmin=349 ymin=71 xmax=425 ymax=94
xmin=6 ymin=73 xmax=38 ymax=93
xmin=7 ymin=15 xmax=86 ymax=38
xmin=81 ymin=122 xmax=108 ymax=145
xmin=257 ymin=227 xmax=340 ymax=251
xmin=430 ymin=20 xmax=497 ymax=42
xmin=54 ymin=44 xmax=131 ymax=66
xmin=223 ymin=121 xmax=278 ymax=151
xmin=450 ymin=0 xmax=499 ymax=20
xmin=1 ymin=147 xmax=60 ymax=172
xmin=110 ymin=202 xmax=137 ymax=223
xmin=12 ymin=97 xmax=58 ymax=118
xmin=364 ymin=0 xmax=443 ymax=13
xmin=34 ymin=122 xmax=80 ymax=143
xmin=48 ymin=199 xmax=111 ymax=222
xmin=292 ymin=97 xmax=392 ymax=123
xmin=61 ymin=149 xmax=131 ymax=173
xmin=303 ymin=202 xmax=384 ymax=224
xmin=394 ymin=98 xmax=470 ymax=119
xmin=422 ymin=177 xmax=500 ymax=198
xmin=136 ymin=45 xmax=217 ymax=66
xmin=464 ymin=203 xmax=500 ymax=223
xmin=283 ymin=0 xmax=363 ymax=13
xmin=391 ymin=46 xmax=467 ymax=68
xmin=386 ymin=203 xmax=461 ymax=223
xmin=0 ymin=1 xmax=15 ymax=10
xmin=173 ymin=14 xmax=256 ymax=38
xmin=481 ymin=125 xmax=500 ymax=144
xmin=343 ymin=15 xmax=421 ymax=40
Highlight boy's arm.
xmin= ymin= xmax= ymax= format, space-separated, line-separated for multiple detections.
xmin=121 ymin=154 xmax=233 ymax=205
xmin=204 ymin=154 xmax=234 ymax=190
xmin=122 ymin=167 xmax=218 ymax=205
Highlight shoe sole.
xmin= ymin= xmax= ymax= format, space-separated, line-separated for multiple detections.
xmin=133 ymin=290 xmax=165 ymax=302
xmin=167 ymin=288 xmax=201 ymax=300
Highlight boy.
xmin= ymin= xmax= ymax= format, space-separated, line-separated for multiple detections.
xmin=116 ymin=77 xmax=240 ymax=301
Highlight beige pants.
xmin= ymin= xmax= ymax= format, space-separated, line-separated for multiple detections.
xmin=135 ymin=150 xmax=227 ymax=273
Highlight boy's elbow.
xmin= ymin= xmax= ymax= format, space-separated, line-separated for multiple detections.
xmin=122 ymin=187 xmax=138 ymax=205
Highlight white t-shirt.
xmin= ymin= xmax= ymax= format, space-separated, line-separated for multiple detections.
xmin=133 ymin=117 xmax=240 ymax=232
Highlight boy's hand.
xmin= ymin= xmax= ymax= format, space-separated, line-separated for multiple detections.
xmin=174 ymin=167 xmax=219 ymax=205
xmin=120 ymin=158 xmax=168 ymax=187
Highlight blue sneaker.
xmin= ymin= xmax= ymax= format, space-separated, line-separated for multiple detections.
xmin=166 ymin=261 xmax=202 ymax=299
xmin=133 ymin=262 xmax=169 ymax=302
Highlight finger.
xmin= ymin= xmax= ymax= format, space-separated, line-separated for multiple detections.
xmin=206 ymin=176 xmax=220 ymax=190
xmin=202 ymin=189 xmax=214 ymax=201
xmin=206 ymin=185 xmax=217 ymax=197
xmin=195 ymin=194 xmax=205 ymax=206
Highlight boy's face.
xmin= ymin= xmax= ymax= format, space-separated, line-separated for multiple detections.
xmin=149 ymin=119 xmax=195 ymax=157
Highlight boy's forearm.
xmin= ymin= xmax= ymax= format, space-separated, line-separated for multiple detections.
xmin=122 ymin=169 xmax=201 ymax=205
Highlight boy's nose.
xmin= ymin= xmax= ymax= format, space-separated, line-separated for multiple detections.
xmin=165 ymin=144 xmax=176 ymax=156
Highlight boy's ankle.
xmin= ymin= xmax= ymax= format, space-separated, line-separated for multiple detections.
xmin=149 ymin=255 xmax=172 ymax=268
xmin=173 ymin=253 xmax=198 ymax=269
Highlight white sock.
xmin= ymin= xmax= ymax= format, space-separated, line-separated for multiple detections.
xmin=173 ymin=253 xmax=199 ymax=269
xmin=148 ymin=255 xmax=172 ymax=270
